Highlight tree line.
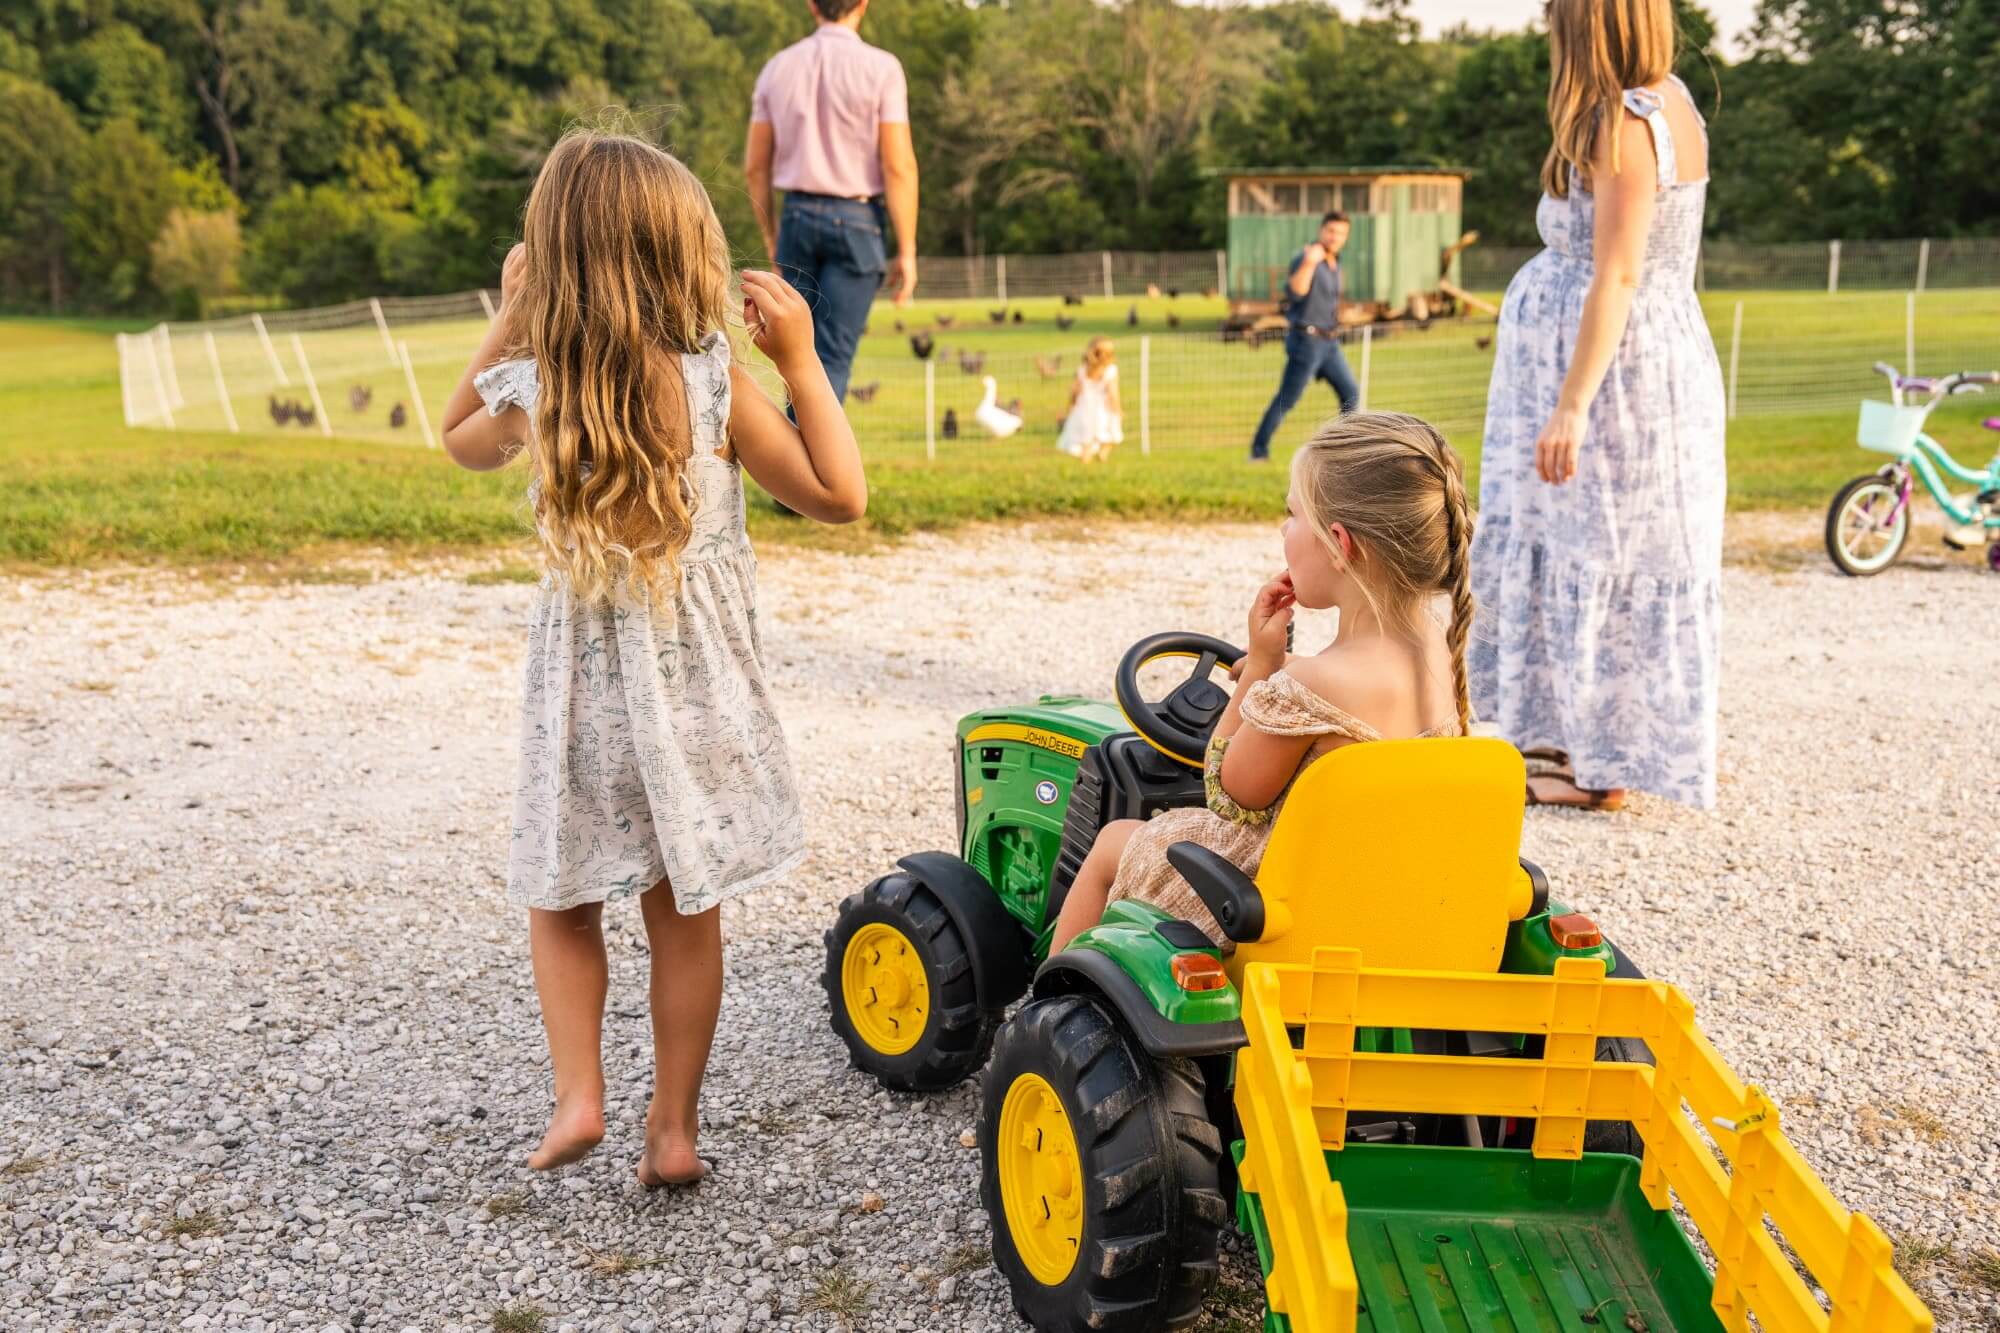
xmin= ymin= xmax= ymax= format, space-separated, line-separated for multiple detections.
xmin=1 ymin=0 xmax=1993 ymax=316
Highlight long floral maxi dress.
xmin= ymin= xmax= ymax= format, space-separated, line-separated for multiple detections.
xmin=474 ymin=330 xmax=808 ymax=912
xmin=1469 ymin=79 xmax=1727 ymax=808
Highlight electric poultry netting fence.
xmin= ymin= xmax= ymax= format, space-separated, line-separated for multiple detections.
xmin=120 ymin=242 xmax=2000 ymax=466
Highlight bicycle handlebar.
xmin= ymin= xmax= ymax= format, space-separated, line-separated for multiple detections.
xmin=1870 ymin=364 xmax=1999 ymax=399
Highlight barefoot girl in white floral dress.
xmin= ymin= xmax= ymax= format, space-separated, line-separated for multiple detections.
xmin=440 ymin=131 xmax=866 ymax=1184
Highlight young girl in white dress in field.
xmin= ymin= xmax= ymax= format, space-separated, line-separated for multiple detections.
xmin=1058 ymin=336 xmax=1125 ymax=462
xmin=438 ymin=130 xmax=866 ymax=1185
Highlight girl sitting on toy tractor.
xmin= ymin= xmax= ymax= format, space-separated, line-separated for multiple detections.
xmin=1051 ymin=411 xmax=1475 ymax=953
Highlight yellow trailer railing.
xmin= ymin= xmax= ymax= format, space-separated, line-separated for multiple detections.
xmin=1234 ymin=947 xmax=1934 ymax=1333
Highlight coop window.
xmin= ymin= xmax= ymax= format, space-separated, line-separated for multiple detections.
xmin=1410 ymin=183 xmax=1450 ymax=213
xmin=1339 ymin=183 xmax=1375 ymax=214
xmin=1303 ymin=184 xmax=1335 ymax=215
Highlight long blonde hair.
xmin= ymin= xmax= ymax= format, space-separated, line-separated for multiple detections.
xmin=1541 ymin=0 xmax=1675 ymax=199
xmin=511 ymin=129 xmax=732 ymax=602
xmin=1290 ymin=413 xmax=1476 ymax=734
xmin=1083 ymin=336 xmax=1116 ymax=380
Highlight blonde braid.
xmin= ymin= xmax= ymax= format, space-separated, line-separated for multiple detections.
xmin=1430 ymin=438 xmax=1477 ymax=735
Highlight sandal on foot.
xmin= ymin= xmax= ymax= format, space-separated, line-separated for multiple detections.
xmin=1526 ymin=775 xmax=1626 ymax=812
xmin=1517 ymin=746 xmax=1574 ymax=780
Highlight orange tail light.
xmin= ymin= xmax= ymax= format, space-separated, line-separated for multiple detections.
xmin=1171 ymin=952 xmax=1230 ymax=992
xmin=1548 ymin=912 xmax=1603 ymax=950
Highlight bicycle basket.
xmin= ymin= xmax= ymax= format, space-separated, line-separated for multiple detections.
xmin=1857 ymin=400 xmax=1928 ymax=455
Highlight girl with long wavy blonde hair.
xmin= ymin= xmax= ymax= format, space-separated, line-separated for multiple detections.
xmin=1052 ymin=412 xmax=1476 ymax=951
xmin=441 ymin=128 xmax=865 ymax=1185
xmin=1471 ymin=0 xmax=1727 ymax=812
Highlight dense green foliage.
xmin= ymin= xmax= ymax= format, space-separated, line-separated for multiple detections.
xmin=2 ymin=0 xmax=1996 ymax=313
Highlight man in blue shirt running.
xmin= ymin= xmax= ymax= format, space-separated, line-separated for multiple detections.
xmin=1249 ymin=211 xmax=1359 ymax=461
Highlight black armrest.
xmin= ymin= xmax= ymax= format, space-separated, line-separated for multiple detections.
xmin=1518 ymin=857 xmax=1550 ymax=917
xmin=1166 ymin=842 xmax=1266 ymax=943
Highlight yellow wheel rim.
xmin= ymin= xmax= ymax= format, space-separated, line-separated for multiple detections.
xmin=841 ymin=922 xmax=931 ymax=1056
xmin=997 ymin=1072 xmax=1084 ymax=1286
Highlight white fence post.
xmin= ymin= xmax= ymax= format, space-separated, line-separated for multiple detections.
xmin=1357 ymin=326 xmax=1372 ymax=412
xmin=1101 ymin=251 xmax=1114 ymax=300
xmin=114 ymin=335 xmax=135 ymax=427
xmin=1139 ymin=335 xmax=1151 ymax=457
xmin=1827 ymin=240 xmax=1841 ymax=295
xmin=203 ymin=331 xmax=239 ymax=433
xmin=251 ymin=313 xmax=290 ymax=385
xmin=397 ymin=342 xmax=436 ymax=447
xmin=154 ymin=325 xmax=184 ymax=408
xmin=290 ymin=333 xmax=332 ymax=437
xmin=478 ymin=289 xmax=497 ymax=321
xmin=1727 ymin=301 xmax=1743 ymax=421
xmin=997 ymin=255 xmax=1008 ymax=306
xmin=1215 ymin=249 xmax=1227 ymax=298
xmin=1905 ymin=291 xmax=1917 ymax=376
xmin=924 ymin=359 xmax=936 ymax=462
xmin=370 ymin=297 xmax=398 ymax=365
xmin=144 ymin=329 xmax=175 ymax=429
xmin=1915 ymin=239 xmax=1930 ymax=296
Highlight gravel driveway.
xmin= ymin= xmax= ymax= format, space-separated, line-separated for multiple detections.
xmin=4 ymin=522 xmax=1997 ymax=1332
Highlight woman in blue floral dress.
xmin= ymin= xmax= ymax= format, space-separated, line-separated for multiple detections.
xmin=1470 ymin=0 xmax=1726 ymax=810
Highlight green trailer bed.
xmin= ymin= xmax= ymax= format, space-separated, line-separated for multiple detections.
xmin=1236 ymin=1144 xmax=1721 ymax=1333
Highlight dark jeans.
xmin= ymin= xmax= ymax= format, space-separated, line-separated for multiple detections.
xmin=773 ymin=194 xmax=885 ymax=404
xmin=1250 ymin=327 xmax=1360 ymax=459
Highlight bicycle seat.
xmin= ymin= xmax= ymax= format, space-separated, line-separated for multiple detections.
xmin=1983 ymin=417 xmax=2000 ymax=432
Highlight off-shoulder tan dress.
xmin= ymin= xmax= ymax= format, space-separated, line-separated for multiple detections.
xmin=1107 ymin=669 xmax=1459 ymax=945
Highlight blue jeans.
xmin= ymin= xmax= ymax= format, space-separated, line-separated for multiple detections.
xmin=1250 ymin=327 xmax=1360 ymax=459
xmin=774 ymin=194 xmax=885 ymax=404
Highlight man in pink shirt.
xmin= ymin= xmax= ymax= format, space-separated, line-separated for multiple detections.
xmin=745 ymin=0 xmax=919 ymax=408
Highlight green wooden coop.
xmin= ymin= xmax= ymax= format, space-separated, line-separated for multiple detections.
xmin=1220 ymin=166 xmax=1470 ymax=306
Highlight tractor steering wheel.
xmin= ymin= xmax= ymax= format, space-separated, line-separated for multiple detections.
xmin=1114 ymin=632 xmax=1246 ymax=768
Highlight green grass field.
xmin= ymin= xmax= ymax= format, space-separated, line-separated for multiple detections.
xmin=6 ymin=285 xmax=1995 ymax=566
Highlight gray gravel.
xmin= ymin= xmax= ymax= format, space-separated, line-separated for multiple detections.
xmin=3 ymin=521 xmax=1997 ymax=1332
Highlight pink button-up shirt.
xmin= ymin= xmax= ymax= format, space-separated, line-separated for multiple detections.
xmin=751 ymin=25 xmax=908 ymax=199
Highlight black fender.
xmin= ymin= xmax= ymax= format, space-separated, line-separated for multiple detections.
xmin=896 ymin=851 xmax=1032 ymax=1011
xmin=1033 ymin=948 xmax=1246 ymax=1058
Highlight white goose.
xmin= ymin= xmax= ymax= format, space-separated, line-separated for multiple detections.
xmin=974 ymin=375 xmax=1023 ymax=439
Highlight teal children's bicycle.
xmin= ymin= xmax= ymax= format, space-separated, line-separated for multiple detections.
xmin=1825 ymin=361 xmax=2000 ymax=575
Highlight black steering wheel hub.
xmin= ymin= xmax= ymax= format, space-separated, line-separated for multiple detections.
xmin=1114 ymin=631 xmax=1247 ymax=768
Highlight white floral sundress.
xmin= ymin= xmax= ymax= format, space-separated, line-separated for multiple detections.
xmin=474 ymin=332 xmax=807 ymax=912
xmin=1469 ymin=78 xmax=1726 ymax=809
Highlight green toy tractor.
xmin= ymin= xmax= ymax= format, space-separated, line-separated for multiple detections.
xmin=822 ymin=632 xmax=1647 ymax=1331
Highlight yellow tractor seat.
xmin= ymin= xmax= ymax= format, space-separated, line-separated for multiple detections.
xmin=1192 ymin=737 xmax=1530 ymax=984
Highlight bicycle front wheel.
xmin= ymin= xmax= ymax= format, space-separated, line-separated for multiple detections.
xmin=1825 ymin=473 xmax=1909 ymax=576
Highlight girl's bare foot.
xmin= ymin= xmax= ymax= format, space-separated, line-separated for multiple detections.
xmin=635 ymin=1129 xmax=707 ymax=1187
xmin=528 ymin=1096 xmax=605 ymax=1170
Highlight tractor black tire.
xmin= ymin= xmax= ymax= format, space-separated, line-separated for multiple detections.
xmin=980 ymin=995 xmax=1227 ymax=1333
xmin=823 ymin=870 xmax=999 ymax=1092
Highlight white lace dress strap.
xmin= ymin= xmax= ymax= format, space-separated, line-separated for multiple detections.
xmin=1620 ymin=87 xmax=1678 ymax=192
xmin=473 ymin=357 xmax=539 ymax=415
xmin=681 ymin=330 xmax=733 ymax=457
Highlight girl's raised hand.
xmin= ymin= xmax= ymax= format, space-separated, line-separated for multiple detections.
xmin=1246 ymin=571 xmax=1295 ymax=670
xmin=740 ymin=270 xmax=816 ymax=376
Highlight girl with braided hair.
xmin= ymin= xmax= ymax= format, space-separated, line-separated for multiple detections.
xmin=1050 ymin=412 xmax=1476 ymax=951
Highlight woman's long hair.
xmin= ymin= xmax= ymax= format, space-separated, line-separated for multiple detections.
xmin=510 ymin=129 xmax=732 ymax=603
xmin=1541 ymin=0 xmax=1675 ymax=199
